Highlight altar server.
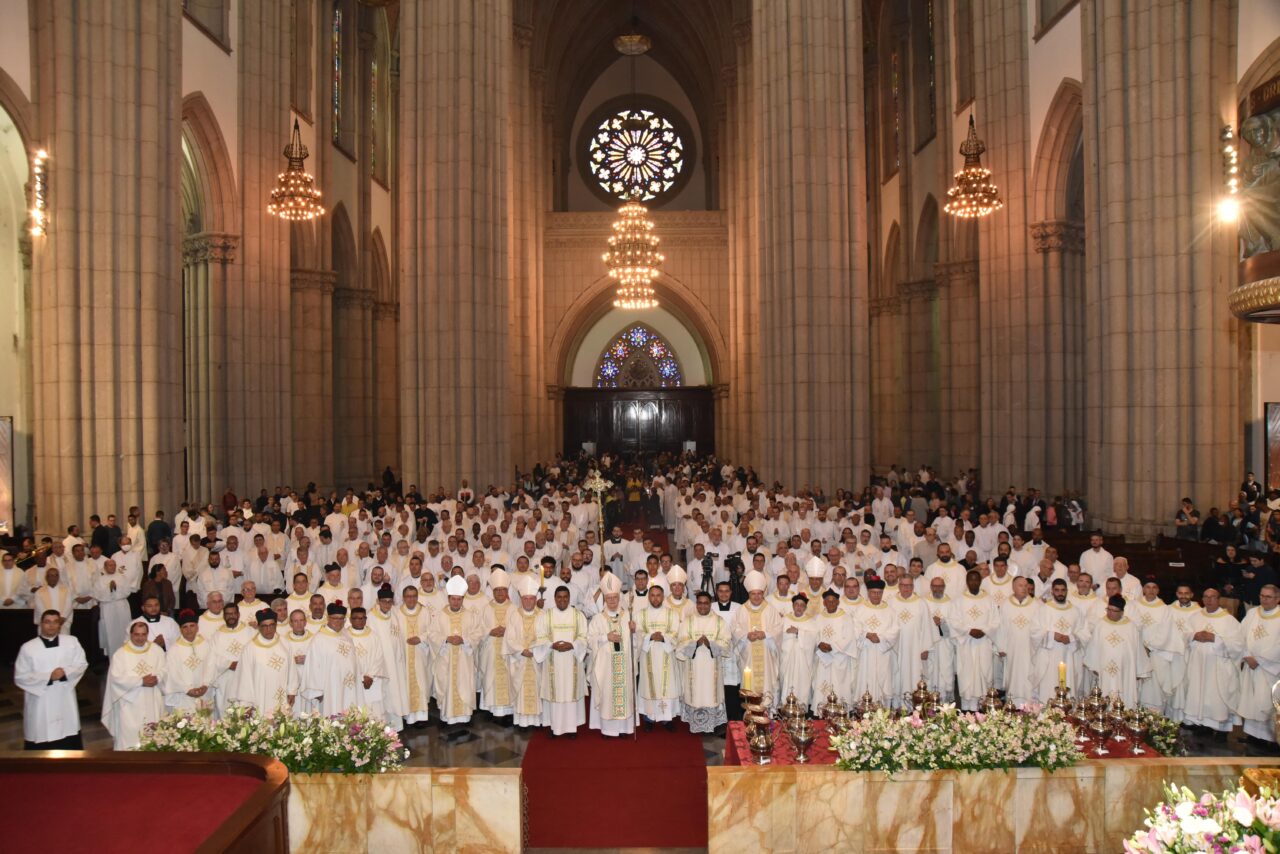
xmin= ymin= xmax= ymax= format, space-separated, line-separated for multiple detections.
xmin=15 ymin=610 xmax=87 ymax=749
xmin=539 ymin=583 xmax=588 ymax=736
xmin=103 ymin=620 xmax=167 ymax=749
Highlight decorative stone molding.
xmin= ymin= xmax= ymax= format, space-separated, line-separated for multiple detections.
xmin=373 ymin=300 xmax=400 ymax=320
xmin=870 ymin=295 xmax=902 ymax=317
xmin=1229 ymin=276 xmax=1280 ymax=321
xmin=182 ymin=232 xmax=239 ymax=265
xmin=932 ymin=259 xmax=978 ymax=286
xmin=899 ymin=278 xmax=937 ymax=300
xmin=544 ymin=211 xmax=727 ymax=248
xmin=290 ymin=268 xmax=337 ymax=294
xmin=333 ymin=287 xmax=375 ymax=309
xmin=1030 ymin=220 xmax=1085 ymax=255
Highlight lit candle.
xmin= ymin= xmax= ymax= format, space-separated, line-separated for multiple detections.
xmin=742 ymin=666 xmax=753 ymax=693
xmin=1058 ymin=660 xmax=1067 ymax=690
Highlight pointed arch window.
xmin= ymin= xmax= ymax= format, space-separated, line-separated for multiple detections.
xmin=594 ymin=324 xmax=684 ymax=388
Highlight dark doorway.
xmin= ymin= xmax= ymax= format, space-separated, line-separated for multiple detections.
xmin=563 ymin=388 xmax=714 ymax=456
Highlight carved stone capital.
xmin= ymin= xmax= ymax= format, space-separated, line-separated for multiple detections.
xmin=513 ymin=22 xmax=534 ymax=47
xmin=899 ymin=278 xmax=937 ymax=300
xmin=933 ymin=259 xmax=978 ymax=285
xmin=373 ymin=300 xmax=399 ymax=320
xmin=291 ymin=268 xmax=337 ymax=294
xmin=1030 ymin=220 xmax=1085 ymax=255
xmin=183 ymin=232 xmax=239 ymax=265
xmin=870 ymin=295 xmax=902 ymax=318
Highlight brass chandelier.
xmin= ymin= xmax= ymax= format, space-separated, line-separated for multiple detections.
xmin=267 ymin=119 xmax=325 ymax=222
xmin=604 ymin=192 xmax=663 ymax=310
xmin=944 ymin=115 xmax=1004 ymax=218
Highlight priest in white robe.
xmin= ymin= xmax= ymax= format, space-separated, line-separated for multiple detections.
xmin=1083 ymin=595 xmax=1150 ymax=708
xmin=538 ymin=583 xmax=588 ymax=736
xmin=478 ymin=569 xmax=516 ymax=720
xmin=811 ymin=589 xmax=858 ymax=707
xmin=994 ymin=577 xmax=1046 ymax=707
xmin=677 ymin=590 xmax=729 ymax=733
xmin=1238 ymin=584 xmax=1280 ymax=745
xmin=508 ymin=575 xmax=550 ymax=730
xmin=368 ymin=586 xmax=408 ymax=730
xmin=1036 ymin=579 xmax=1090 ymax=704
xmin=730 ymin=570 xmax=782 ymax=703
xmin=234 ymin=609 xmax=297 ymax=716
xmin=282 ymin=610 xmax=317 ymax=717
xmin=94 ymin=558 xmax=133 ymax=655
xmin=163 ymin=610 xmax=211 ymax=714
xmin=347 ymin=607 xmax=391 ymax=722
xmin=15 ymin=609 xmax=87 ymax=748
xmin=953 ymin=570 xmax=999 ymax=711
xmin=852 ymin=578 xmax=901 ymax=705
xmin=398 ymin=585 xmax=434 ymax=726
xmin=923 ymin=578 xmax=956 ymax=703
xmin=31 ymin=567 xmax=73 ymax=634
xmin=777 ymin=594 xmax=819 ymax=709
xmin=202 ymin=602 xmax=253 ymax=717
xmin=1179 ymin=588 xmax=1245 ymax=734
xmin=103 ymin=620 xmax=167 ymax=749
xmin=428 ymin=577 xmax=485 ymax=724
xmin=1133 ymin=580 xmax=1184 ymax=716
xmin=302 ymin=601 xmax=362 ymax=716
xmin=890 ymin=576 xmax=935 ymax=707
xmin=635 ymin=584 xmax=683 ymax=727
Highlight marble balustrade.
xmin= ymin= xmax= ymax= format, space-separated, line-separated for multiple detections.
xmin=707 ymin=757 xmax=1280 ymax=853
xmin=289 ymin=768 xmax=522 ymax=853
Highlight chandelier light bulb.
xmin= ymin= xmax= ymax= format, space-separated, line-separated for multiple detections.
xmin=604 ymin=195 xmax=662 ymax=310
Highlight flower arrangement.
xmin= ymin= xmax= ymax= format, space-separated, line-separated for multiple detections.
xmin=1131 ymin=706 xmax=1186 ymax=757
xmin=138 ymin=705 xmax=408 ymax=774
xmin=831 ymin=705 xmax=1082 ymax=775
xmin=1124 ymin=784 xmax=1280 ymax=853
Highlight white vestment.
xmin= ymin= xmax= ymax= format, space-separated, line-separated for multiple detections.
xmin=890 ymin=594 xmax=936 ymax=706
xmin=951 ymin=591 xmax=999 ymax=710
xmin=281 ymin=631 xmax=316 ymax=717
xmin=1133 ymin=597 xmax=1185 ymax=715
xmin=923 ymin=595 xmax=956 ymax=703
xmin=478 ymin=601 xmax=516 ymax=716
xmin=163 ymin=636 xmax=212 ymax=713
xmin=103 ymin=641 xmax=167 ymax=749
xmin=1036 ymin=599 xmax=1090 ymax=704
xmin=810 ymin=608 xmax=858 ymax=707
xmin=1179 ymin=607 xmax=1244 ymax=732
xmin=94 ymin=572 xmax=133 ymax=655
xmin=14 ymin=634 xmax=87 ymax=743
xmin=233 ymin=633 xmax=297 ymax=715
xmin=506 ymin=606 xmax=549 ymax=728
xmin=852 ymin=601 xmax=901 ymax=705
xmin=368 ymin=606 xmax=408 ymax=728
xmin=1084 ymin=616 xmax=1150 ymax=708
xmin=427 ymin=606 xmax=484 ymax=724
xmin=348 ymin=626 xmax=390 ymax=720
xmin=730 ymin=602 xmax=782 ymax=702
xmin=994 ymin=597 xmax=1046 ymax=706
xmin=1237 ymin=605 xmax=1280 ymax=741
xmin=677 ymin=611 xmax=729 ymax=733
xmin=635 ymin=605 xmax=682 ymax=721
xmin=202 ymin=623 xmax=253 ymax=717
xmin=397 ymin=604 xmax=433 ymax=724
xmin=302 ymin=626 xmax=362 ymax=716
xmin=538 ymin=605 xmax=588 ymax=734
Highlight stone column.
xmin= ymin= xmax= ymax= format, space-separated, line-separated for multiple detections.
xmin=1030 ymin=220 xmax=1085 ymax=494
xmin=290 ymin=269 xmax=336 ymax=490
xmin=333 ymin=287 xmax=374 ymax=487
xmin=182 ymin=233 xmax=240 ymax=503
xmin=934 ymin=259 xmax=981 ymax=475
xmin=30 ymin=1 xmax=184 ymax=527
xmin=399 ymin=0 xmax=511 ymax=489
xmin=973 ymin=0 xmax=1035 ymax=492
xmin=901 ymin=278 xmax=941 ymax=465
xmin=373 ymin=300 xmax=399 ymax=473
xmin=229 ymin=0 xmax=294 ymax=492
xmin=1081 ymin=0 xmax=1240 ymax=535
xmin=869 ymin=297 xmax=905 ymax=472
xmin=752 ymin=0 xmax=869 ymax=490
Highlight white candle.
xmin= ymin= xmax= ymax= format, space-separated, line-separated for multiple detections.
xmin=742 ymin=666 xmax=753 ymax=693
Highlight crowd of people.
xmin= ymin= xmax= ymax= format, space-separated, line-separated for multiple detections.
xmin=7 ymin=454 xmax=1280 ymax=756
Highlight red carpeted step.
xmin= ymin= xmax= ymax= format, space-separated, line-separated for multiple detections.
xmin=521 ymin=716 xmax=707 ymax=848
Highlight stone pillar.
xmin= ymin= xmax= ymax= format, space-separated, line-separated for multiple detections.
xmin=373 ymin=300 xmax=399 ymax=473
xmin=1081 ymin=0 xmax=1240 ymax=536
xmin=182 ymin=233 xmax=240 ymax=503
xmin=901 ymin=278 xmax=941 ymax=466
xmin=507 ymin=21 xmax=550 ymax=469
xmin=973 ymin=0 xmax=1035 ymax=492
xmin=230 ymin=0 xmax=294 ymax=493
xmin=290 ymin=269 xmax=336 ymax=490
xmin=333 ymin=287 xmax=374 ymax=487
xmin=399 ymin=0 xmax=511 ymax=490
xmin=1030 ymin=220 xmax=1086 ymax=495
xmin=934 ymin=260 xmax=981 ymax=475
xmin=724 ymin=19 xmax=759 ymax=465
xmin=869 ymin=297 xmax=905 ymax=472
xmin=30 ymin=0 xmax=184 ymax=527
xmin=752 ymin=0 xmax=869 ymax=490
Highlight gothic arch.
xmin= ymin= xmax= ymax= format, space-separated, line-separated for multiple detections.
xmin=550 ymin=272 xmax=726 ymax=389
xmin=1030 ymin=78 xmax=1084 ymax=224
xmin=914 ymin=195 xmax=939 ymax=273
xmin=290 ymin=220 xmax=321 ymax=270
xmin=180 ymin=92 xmax=238 ymax=235
xmin=0 ymin=68 xmax=33 ymax=157
xmin=881 ymin=221 xmax=903 ymax=298
xmin=1240 ymin=35 xmax=1280 ymax=102
xmin=370 ymin=227 xmax=393 ymax=303
xmin=329 ymin=203 xmax=358 ymax=288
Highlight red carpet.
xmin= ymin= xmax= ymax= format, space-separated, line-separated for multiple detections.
xmin=1 ymin=772 xmax=263 ymax=853
xmin=522 ymin=716 xmax=708 ymax=848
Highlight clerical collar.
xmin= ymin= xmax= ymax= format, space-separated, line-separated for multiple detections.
xmin=40 ymin=635 xmax=58 ymax=648
xmin=142 ymin=613 xmax=160 ymax=623
xmin=716 ymin=602 xmax=732 ymax=611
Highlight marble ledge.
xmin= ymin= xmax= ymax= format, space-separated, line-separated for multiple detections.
xmin=707 ymin=758 xmax=1280 ymax=854
xmin=289 ymin=767 xmax=522 ymax=854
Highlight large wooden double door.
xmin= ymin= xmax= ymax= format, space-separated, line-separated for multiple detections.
xmin=562 ymin=388 xmax=714 ymax=456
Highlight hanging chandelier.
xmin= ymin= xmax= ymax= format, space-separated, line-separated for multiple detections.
xmin=944 ymin=115 xmax=1004 ymax=218
xmin=604 ymin=193 xmax=662 ymax=310
xmin=267 ymin=119 xmax=325 ymax=221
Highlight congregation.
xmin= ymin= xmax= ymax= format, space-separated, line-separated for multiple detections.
xmin=8 ymin=455 xmax=1280 ymax=757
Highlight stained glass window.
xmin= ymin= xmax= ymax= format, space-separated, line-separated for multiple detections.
xmin=587 ymin=108 xmax=686 ymax=203
xmin=370 ymin=58 xmax=378 ymax=173
xmin=332 ymin=3 xmax=342 ymax=144
xmin=594 ymin=324 xmax=684 ymax=389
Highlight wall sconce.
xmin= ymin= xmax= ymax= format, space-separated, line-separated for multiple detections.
xmin=1218 ymin=125 xmax=1240 ymax=223
xmin=29 ymin=149 xmax=47 ymax=236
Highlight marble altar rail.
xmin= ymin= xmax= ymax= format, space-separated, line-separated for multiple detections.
xmin=707 ymin=757 xmax=1280 ymax=853
xmin=289 ymin=767 xmax=522 ymax=853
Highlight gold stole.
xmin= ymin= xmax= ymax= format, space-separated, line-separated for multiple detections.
xmin=518 ymin=610 xmax=540 ymax=715
xmin=606 ymin=612 xmax=627 ymax=717
xmin=749 ymin=606 xmax=766 ymax=683
xmin=642 ymin=609 xmax=672 ymax=697
xmin=547 ymin=611 xmax=580 ymax=703
xmin=402 ymin=607 xmax=425 ymax=713
xmin=447 ymin=609 xmax=466 ymax=719
xmin=490 ymin=602 xmax=511 ymax=707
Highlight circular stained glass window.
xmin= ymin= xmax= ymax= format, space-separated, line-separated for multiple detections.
xmin=585 ymin=104 xmax=690 ymax=203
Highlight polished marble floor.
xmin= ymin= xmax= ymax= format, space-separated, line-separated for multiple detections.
xmin=0 ymin=659 xmax=1268 ymax=766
